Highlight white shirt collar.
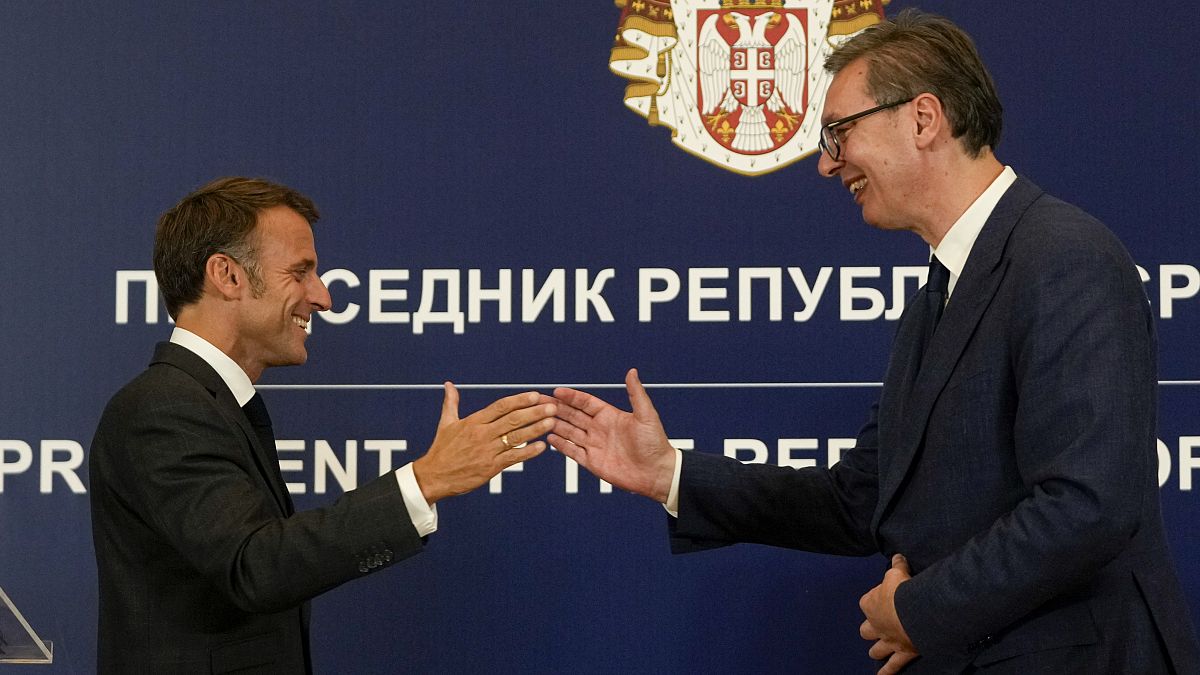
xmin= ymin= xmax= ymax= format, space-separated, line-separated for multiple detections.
xmin=932 ymin=165 xmax=1017 ymax=297
xmin=169 ymin=327 xmax=257 ymax=407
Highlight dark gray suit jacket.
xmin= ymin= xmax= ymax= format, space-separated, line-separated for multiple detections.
xmin=90 ymin=342 xmax=425 ymax=673
xmin=670 ymin=178 xmax=1200 ymax=672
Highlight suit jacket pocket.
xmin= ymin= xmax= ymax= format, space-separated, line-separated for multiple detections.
xmin=210 ymin=630 xmax=282 ymax=673
xmin=972 ymin=599 xmax=1099 ymax=667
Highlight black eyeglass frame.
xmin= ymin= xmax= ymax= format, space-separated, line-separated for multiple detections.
xmin=818 ymin=97 xmax=915 ymax=161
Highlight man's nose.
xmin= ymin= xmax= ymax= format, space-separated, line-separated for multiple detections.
xmin=817 ymin=149 xmax=842 ymax=178
xmin=310 ymin=274 xmax=332 ymax=312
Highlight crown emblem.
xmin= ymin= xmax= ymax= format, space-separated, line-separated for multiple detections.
xmin=720 ymin=0 xmax=784 ymax=9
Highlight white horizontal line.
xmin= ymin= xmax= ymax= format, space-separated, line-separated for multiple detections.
xmin=258 ymin=380 xmax=1200 ymax=390
xmin=258 ymin=382 xmax=887 ymax=390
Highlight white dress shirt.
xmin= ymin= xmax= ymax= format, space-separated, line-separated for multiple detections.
xmin=663 ymin=166 xmax=1018 ymax=515
xmin=169 ymin=327 xmax=438 ymax=536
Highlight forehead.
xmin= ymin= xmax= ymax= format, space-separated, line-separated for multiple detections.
xmin=821 ymin=60 xmax=874 ymax=124
xmin=254 ymin=205 xmax=317 ymax=263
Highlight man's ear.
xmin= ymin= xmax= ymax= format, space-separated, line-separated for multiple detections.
xmin=204 ymin=253 xmax=246 ymax=300
xmin=912 ymin=92 xmax=945 ymax=151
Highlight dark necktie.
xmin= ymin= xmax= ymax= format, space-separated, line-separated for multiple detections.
xmin=926 ymin=255 xmax=950 ymax=332
xmin=915 ymin=256 xmax=950 ymax=373
xmin=242 ymin=393 xmax=295 ymax=515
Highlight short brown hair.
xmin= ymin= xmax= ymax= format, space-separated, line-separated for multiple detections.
xmin=153 ymin=177 xmax=319 ymax=319
xmin=824 ymin=9 xmax=1002 ymax=157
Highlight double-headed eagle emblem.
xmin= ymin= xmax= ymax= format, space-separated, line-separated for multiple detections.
xmin=698 ymin=9 xmax=806 ymax=153
xmin=611 ymin=0 xmax=889 ymax=176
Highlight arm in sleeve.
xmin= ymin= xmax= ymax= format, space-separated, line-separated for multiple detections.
xmin=669 ymin=403 xmax=882 ymax=556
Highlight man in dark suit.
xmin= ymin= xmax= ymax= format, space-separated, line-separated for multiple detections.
xmin=547 ymin=10 xmax=1199 ymax=673
xmin=90 ymin=177 xmax=556 ymax=673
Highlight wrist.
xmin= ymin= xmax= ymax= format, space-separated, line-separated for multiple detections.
xmin=411 ymin=456 xmax=446 ymax=505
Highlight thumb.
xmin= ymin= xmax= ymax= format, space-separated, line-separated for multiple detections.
xmin=439 ymin=381 xmax=460 ymax=427
xmin=626 ymin=368 xmax=658 ymax=420
xmin=891 ymin=553 xmax=911 ymax=576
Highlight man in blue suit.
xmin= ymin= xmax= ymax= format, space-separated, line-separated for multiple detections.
xmin=548 ymin=10 xmax=1199 ymax=673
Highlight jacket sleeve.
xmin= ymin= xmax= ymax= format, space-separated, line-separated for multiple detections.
xmin=670 ymin=403 xmax=881 ymax=556
xmin=93 ymin=381 xmax=426 ymax=613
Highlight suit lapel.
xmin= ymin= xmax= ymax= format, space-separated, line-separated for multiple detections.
xmin=151 ymin=342 xmax=293 ymax=516
xmin=873 ymin=178 xmax=1044 ymax=527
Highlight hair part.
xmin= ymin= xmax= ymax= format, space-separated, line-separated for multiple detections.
xmin=823 ymin=8 xmax=1002 ymax=157
xmin=153 ymin=177 xmax=319 ymax=319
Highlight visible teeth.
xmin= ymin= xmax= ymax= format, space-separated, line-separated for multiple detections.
xmin=850 ymin=178 xmax=868 ymax=195
xmin=293 ymin=316 xmax=308 ymax=330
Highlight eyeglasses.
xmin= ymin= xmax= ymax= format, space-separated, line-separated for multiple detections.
xmin=818 ymin=98 xmax=914 ymax=161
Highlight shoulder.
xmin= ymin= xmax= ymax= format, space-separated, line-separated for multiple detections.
xmin=1005 ymin=190 xmax=1136 ymax=279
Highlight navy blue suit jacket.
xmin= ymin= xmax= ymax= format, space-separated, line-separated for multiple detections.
xmin=90 ymin=342 xmax=425 ymax=673
xmin=671 ymin=177 xmax=1200 ymax=672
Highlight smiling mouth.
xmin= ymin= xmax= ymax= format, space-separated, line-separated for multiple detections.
xmin=849 ymin=177 xmax=868 ymax=196
xmin=293 ymin=316 xmax=309 ymax=330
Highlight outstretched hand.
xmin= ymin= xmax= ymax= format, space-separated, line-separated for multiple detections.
xmin=413 ymin=383 xmax=555 ymax=504
xmin=547 ymin=368 xmax=676 ymax=503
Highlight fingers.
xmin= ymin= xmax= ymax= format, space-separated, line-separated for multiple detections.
xmin=439 ymin=381 xmax=460 ymax=428
xmin=474 ymin=390 xmax=543 ymax=424
xmin=498 ymin=439 xmax=548 ymax=466
xmin=497 ymin=415 xmax=556 ymax=451
xmin=625 ymin=368 xmax=659 ymax=420
xmin=546 ymin=433 xmax=582 ymax=461
xmin=552 ymin=386 xmax=612 ymax=417
xmin=878 ymin=651 xmax=918 ymax=675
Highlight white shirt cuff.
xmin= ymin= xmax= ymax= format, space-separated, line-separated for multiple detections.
xmin=396 ymin=463 xmax=438 ymax=537
xmin=663 ymin=448 xmax=682 ymax=518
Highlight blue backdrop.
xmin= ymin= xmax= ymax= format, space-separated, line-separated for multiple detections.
xmin=1 ymin=2 xmax=1197 ymax=672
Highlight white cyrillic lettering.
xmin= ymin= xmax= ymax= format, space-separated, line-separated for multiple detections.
xmin=522 ymin=269 xmax=567 ymax=323
xmin=1157 ymin=438 xmax=1171 ymax=488
xmin=368 ymin=269 xmax=411 ymax=324
xmin=788 ymin=267 xmax=832 ymax=322
xmin=468 ymin=269 xmax=513 ymax=324
xmin=488 ymin=462 xmax=523 ymax=494
xmin=315 ymin=440 xmax=357 ymax=495
xmin=1136 ymin=265 xmax=1150 ymax=284
xmin=777 ymin=438 xmax=818 ymax=469
xmin=639 ymin=268 xmax=680 ymax=322
xmin=689 ymin=268 xmax=730 ymax=322
xmin=1159 ymin=265 xmax=1200 ymax=319
xmin=39 ymin=440 xmax=86 ymax=494
xmin=116 ymin=270 xmax=160 ymax=324
xmin=724 ymin=438 xmax=768 ymax=464
xmin=365 ymin=440 xmax=407 ymax=475
xmin=885 ymin=266 xmax=927 ymax=320
xmin=276 ymin=439 xmax=306 ymax=495
xmin=414 ymin=270 xmax=465 ymax=334
xmin=0 ymin=440 xmax=33 ymax=493
xmin=738 ymin=268 xmax=783 ymax=321
xmin=320 ymin=268 xmax=361 ymax=324
xmin=1178 ymin=436 xmax=1200 ymax=491
xmin=841 ymin=267 xmax=885 ymax=321
xmin=575 ymin=269 xmax=616 ymax=322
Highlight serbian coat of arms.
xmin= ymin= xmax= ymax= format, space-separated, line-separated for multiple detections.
xmin=610 ymin=0 xmax=890 ymax=176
